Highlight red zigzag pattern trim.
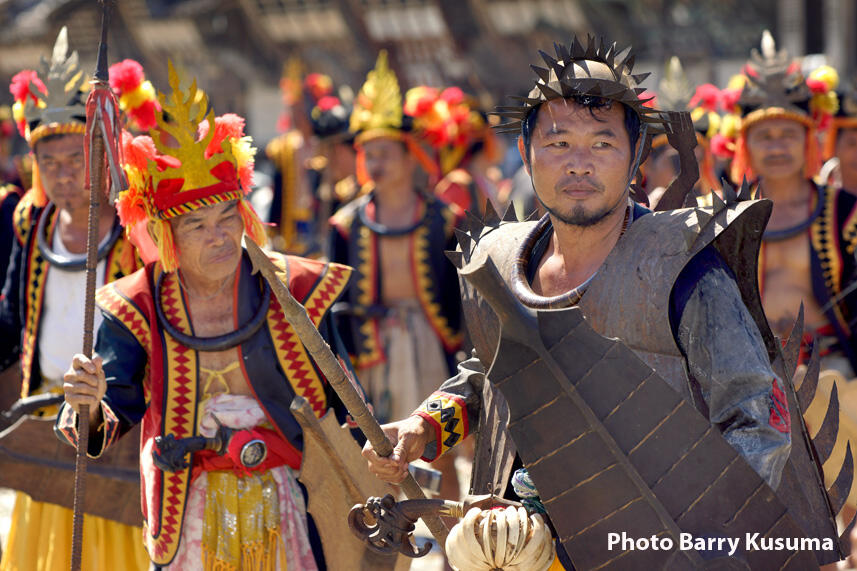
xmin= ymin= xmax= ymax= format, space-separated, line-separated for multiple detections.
xmin=150 ymin=271 xmax=197 ymax=564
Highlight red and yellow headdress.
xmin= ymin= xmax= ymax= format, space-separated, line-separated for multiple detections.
xmin=349 ymin=51 xmax=438 ymax=185
xmin=109 ymin=59 xmax=160 ymax=132
xmin=404 ymin=86 xmax=498 ymax=175
xmin=822 ymin=81 xmax=857 ymax=161
xmin=717 ymin=31 xmax=838 ymax=183
xmin=116 ymin=62 xmax=266 ymax=272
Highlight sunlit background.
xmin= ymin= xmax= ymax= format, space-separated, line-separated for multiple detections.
xmin=1 ymin=0 xmax=854 ymax=149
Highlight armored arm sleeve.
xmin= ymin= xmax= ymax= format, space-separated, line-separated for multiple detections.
xmin=54 ymin=312 xmax=148 ymax=458
xmin=672 ymin=247 xmax=791 ymax=489
xmin=413 ymin=352 xmax=485 ymax=461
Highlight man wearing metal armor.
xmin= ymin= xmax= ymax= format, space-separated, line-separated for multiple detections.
xmin=363 ymin=36 xmax=843 ymax=569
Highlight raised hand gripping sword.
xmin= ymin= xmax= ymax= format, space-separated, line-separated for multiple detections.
xmin=244 ymin=239 xmax=451 ymax=551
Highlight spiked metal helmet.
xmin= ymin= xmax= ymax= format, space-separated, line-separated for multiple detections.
xmin=494 ymin=35 xmax=674 ymax=136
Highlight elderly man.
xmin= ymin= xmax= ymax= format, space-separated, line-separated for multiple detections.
xmin=58 ymin=68 xmax=359 ymax=570
xmin=361 ymin=37 xmax=843 ymax=569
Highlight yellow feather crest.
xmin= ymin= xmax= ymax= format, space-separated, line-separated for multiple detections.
xmin=149 ymin=61 xmax=235 ymax=193
xmin=349 ymin=51 xmax=402 ymax=136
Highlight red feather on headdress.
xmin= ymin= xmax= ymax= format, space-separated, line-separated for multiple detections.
xmin=109 ymin=60 xmax=144 ymax=94
xmin=10 ymin=70 xmax=47 ymax=137
xmin=198 ymin=113 xmax=254 ymax=190
xmin=688 ymin=84 xmax=722 ymax=113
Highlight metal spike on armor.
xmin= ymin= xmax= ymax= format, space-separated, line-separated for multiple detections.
xmin=736 ymin=177 xmax=754 ymax=202
xmin=828 ymin=442 xmax=854 ymax=516
xmin=813 ymin=381 xmax=841 ymax=465
xmin=502 ymin=202 xmax=518 ymax=223
xmin=795 ymin=340 xmax=821 ymax=409
xmin=465 ymin=210 xmax=485 ymax=243
xmin=781 ymin=305 xmax=805 ymax=381
xmin=694 ymin=207 xmax=713 ymax=228
xmin=454 ymin=228 xmax=472 ymax=256
xmin=445 ymin=250 xmax=464 ymax=270
xmin=722 ymin=179 xmax=739 ymax=205
xmin=710 ymin=189 xmax=727 ymax=214
xmin=482 ymin=200 xmax=501 ymax=228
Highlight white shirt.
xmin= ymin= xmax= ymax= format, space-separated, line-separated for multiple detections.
xmin=38 ymin=229 xmax=106 ymax=385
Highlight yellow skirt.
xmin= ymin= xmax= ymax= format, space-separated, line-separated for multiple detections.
xmin=0 ymin=492 xmax=150 ymax=571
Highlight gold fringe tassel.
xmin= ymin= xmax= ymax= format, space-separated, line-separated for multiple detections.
xmin=239 ymin=198 xmax=268 ymax=248
xmin=201 ymin=525 xmax=286 ymax=571
xmin=30 ymin=161 xmax=48 ymax=207
xmin=151 ymin=218 xmax=179 ymax=272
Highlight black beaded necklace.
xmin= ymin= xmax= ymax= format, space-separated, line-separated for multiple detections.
xmin=512 ymin=206 xmax=632 ymax=310
xmin=36 ymin=203 xmax=123 ymax=270
xmin=762 ymin=186 xmax=825 ymax=242
xmin=154 ymin=270 xmax=271 ymax=352
xmin=357 ymin=193 xmax=430 ymax=236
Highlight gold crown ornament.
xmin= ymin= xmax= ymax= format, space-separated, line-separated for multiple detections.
xmin=349 ymin=51 xmax=404 ymax=144
xmin=348 ymin=51 xmax=439 ymax=184
xmin=117 ymin=62 xmax=266 ymax=272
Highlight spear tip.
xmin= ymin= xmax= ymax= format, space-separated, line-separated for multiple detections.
xmin=93 ymin=0 xmax=115 ymax=81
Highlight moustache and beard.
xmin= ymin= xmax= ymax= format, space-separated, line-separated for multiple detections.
xmin=534 ymin=175 xmax=627 ymax=227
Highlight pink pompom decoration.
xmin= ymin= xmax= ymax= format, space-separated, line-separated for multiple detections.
xmin=9 ymin=70 xmax=46 ymax=104
xmin=710 ymin=133 xmax=735 ymax=159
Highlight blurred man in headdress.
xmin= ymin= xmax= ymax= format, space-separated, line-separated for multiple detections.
xmin=329 ymin=52 xmax=466 ymax=503
xmin=405 ymin=86 xmax=509 ymax=215
xmin=0 ymin=29 xmax=148 ymax=571
xmin=722 ymin=31 xmax=857 ymax=377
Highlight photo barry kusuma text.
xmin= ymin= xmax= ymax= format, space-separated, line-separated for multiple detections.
xmin=607 ymin=532 xmax=837 ymax=556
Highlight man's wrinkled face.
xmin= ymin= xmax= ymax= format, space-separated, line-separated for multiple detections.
xmin=745 ymin=118 xmax=806 ymax=180
xmin=835 ymin=128 xmax=857 ymax=185
xmin=520 ymin=98 xmax=634 ymax=227
xmin=361 ymin=137 xmax=416 ymax=190
xmin=34 ymin=133 xmax=87 ymax=211
xmin=169 ymin=199 xmax=244 ymax=283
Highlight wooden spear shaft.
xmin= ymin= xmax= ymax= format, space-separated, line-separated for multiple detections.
xmin=70 ymin=3 xmax=112 ymax=569
xmin=244 ymin=239 xmax=450 ymax=548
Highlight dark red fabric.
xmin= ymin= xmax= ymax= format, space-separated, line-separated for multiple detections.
xmin=769 ymin=379 xmax=791 ymax=434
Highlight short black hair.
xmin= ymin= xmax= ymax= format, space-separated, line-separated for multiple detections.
xmin=520 ymin=95 xmax=641 ymax=163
